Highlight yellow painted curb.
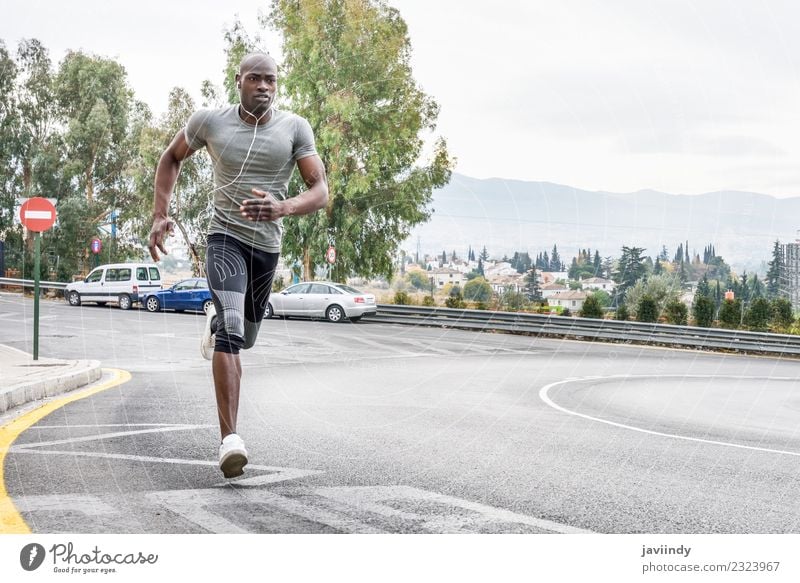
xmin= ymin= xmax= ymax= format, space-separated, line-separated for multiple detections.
xmin=0 ymin=368 xmax=132 ymax=534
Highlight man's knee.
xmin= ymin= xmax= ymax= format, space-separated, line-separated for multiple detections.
xmin=242 ymin=320 xmax=261 ymax=350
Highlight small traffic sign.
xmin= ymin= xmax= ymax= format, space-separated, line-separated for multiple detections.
xmin=326 ymin=245 xmax=336 ymax=264
xmin=91 ymin=237 xmax=103 ymax=254
xmin=19 ymin=197 xmax=57 ymax=232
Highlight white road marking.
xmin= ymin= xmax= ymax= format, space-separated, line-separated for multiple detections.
xmin=8 ymin=447 xmax=313 ymax=474
xmin=148 ymin=487 xmax=385 ymax=534
xmin=9 ymin=424 xmax=215 ymax=450
xmin=8 ymin=419 xmax=590 ymax=533
xmin=31 ymin=424 xmax=205 ymax=429
xmin=14 ymin=494 xmax=117 ymax=516
xmin=314 ymin=485 xmax=592 ymax=534
xmin=539 ymin=374 xmax=800 ymax=457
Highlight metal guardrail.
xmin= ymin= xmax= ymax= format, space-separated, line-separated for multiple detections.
xmin=2 ymin=277 xmax=798 ymax=357
xmin=0 ymin=277 xmax=67 ymax=291
xmin=367 ymin=304 xmax=800 ymax=357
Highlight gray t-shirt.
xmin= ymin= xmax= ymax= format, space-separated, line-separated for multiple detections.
xmin=185 ymin=106 xmax=317 ymax=253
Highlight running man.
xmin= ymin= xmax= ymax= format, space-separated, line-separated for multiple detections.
xmin=148 ymin=52 xmax=328 ymax=478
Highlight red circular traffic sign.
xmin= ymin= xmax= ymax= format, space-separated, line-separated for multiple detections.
xmin=326 ymin=246 xmax=336 ymax=264
xmin=91 ymin=237 xmax=102 ymax=254
xmin=19 ymin=197 xmax=56 ymax=232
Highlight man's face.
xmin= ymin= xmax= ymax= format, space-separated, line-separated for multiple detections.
xmin=237 ymin=57 xmax=277 ymax=117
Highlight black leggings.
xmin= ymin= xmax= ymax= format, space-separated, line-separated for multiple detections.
xmin=206 ymin=233 xmax=279 ymax=354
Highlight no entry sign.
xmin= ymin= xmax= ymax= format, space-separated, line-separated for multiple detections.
xmin=19 ymin=197 xmax=57 ymax=232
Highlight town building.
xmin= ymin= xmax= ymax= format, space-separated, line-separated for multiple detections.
xmin=780 ymin=240 xmax=800 ymax=310
xmin=548 ymin=290 xmax=589 ymax=311
xmin=540 ymin=282 xmax=568 ymax=299
xmin=580 ymin=277 xmax=616 ymax=293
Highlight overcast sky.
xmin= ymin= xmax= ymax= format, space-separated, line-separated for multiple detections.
xmin=4 ymin=0 xmax=800 ymax=197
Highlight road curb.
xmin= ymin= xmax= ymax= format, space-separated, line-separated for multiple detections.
xmin=0 ymin=348 xmax=102 ymax=414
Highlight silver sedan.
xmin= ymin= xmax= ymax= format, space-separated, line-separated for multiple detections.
xmin=267 ymin=281 xmax=377 ymax=322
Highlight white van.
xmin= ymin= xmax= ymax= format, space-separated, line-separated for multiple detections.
xmin=65 ymin=263 xmax=162 ymax=310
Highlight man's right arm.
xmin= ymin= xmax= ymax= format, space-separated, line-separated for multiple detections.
xmin=148 ymin=130 xmax=196 ymax=262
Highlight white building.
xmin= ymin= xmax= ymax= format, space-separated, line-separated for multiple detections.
xmin=549 ymin=290 xmax=589 ymax=311
xmin=581 ymin=277 xmax=616 ymax=293
xmin=429 ymin=268 xmax=466 ymax=289
xmin=541 ymin=282 xmax=568 ymax=299
xmin=489 ymin=274 xmax=525 ymax=295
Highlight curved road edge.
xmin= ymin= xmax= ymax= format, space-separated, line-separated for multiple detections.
xmin=0 ymin=368 xmax=132 ymax=533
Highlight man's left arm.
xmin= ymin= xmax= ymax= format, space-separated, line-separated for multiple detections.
xmin=241 ymin=155 xmax=328 ymax=221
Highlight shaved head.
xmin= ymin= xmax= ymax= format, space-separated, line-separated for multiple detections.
xmin=235 ymin=52 xmax=278 ymax=123
xmin=239 ymin=52 xmax=276 ymax=75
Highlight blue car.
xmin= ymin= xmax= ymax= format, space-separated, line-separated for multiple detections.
xmin=143 ymin=278 xmax=213 ymax=314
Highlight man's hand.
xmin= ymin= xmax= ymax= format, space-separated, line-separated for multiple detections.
xmin=240 ymin=188 xmax=287 ymax=221
xmin=148 ymin=216 xmax=174 ymax=262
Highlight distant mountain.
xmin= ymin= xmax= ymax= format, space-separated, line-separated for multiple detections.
xmin=406 ymin=174 xmax=800 ymax=273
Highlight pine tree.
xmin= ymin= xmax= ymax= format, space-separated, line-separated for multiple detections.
xmin=550 ymin=245 xmax=561 ymax=272
xmin=653 ymin=258 xmax=663 ymax=275
xmin=593 ymin=250 xmax=601 ymax=275
xmin=580 ymin=295 xmax=603 ymax=319
xmin=693 ymin=295 xmax=714 ymax=327
xmin=766 ymin=240 xmax=782 ymax=299
xmin=524 ymin=265 xmax=541 ymax=300
xmin=664 ymin=299 xmax=688 ymax=325
xmin=744 ymin=297 xmax=771 ymax=331
xmin=637 ymin=294 xmax=659 ymax=323
xmin=696 ymin=274 xmax=711 ymax=298
xmin=718 ymin=299 xmax=741 ymax=329
xmin=770 ymin=298 xmax=794 ymax=330
xmin=615 ymin=246 xmax=647 ymax=304
xmin=480 ymin=246 xmax=489 ymax=261
xmin=673 ymin=243 xmax=683 ymax=264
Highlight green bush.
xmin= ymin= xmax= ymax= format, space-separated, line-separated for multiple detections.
xmin=463 ymin=277 xmax=493 ymax=302
xmin=663 ymin=299 xmax=688 ymax=325
xmin=636 ymin=294 xmax=659 ymax=323
xmin=718 ymin=298 xmax=741 ymax=329
xmin=692 ymin=295 xmax=714 ymax=327
xmin=579 ymin=295 xmax=603 ymax=319
xmin=615 ymin=304 xmax=629 ymax=321
xmin=744 ymin=297 xmax=771 ymax=331
xmin=422 ymin=296 xmax=435 ymax=307
xmin=394 ymin=291 xmax=411 ymax=305
xmin=771 ymin=298 xmax=794 ymax=330
xmin=445 ymin=296 xmax=465 ymax=309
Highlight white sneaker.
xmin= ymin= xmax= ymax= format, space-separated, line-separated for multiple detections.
xmin=219 ymin=433 xmax=248 ymax=478
xmin=201 ymin=304 xmax=216 ymax=360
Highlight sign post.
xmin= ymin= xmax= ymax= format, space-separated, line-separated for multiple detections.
xmin=91 ymin=237 xmax=102 ymax=269
xmin=325 ymin=245 xmax=336 ymax=279
xmin=19 ymin=197 xmax=57 ymax=360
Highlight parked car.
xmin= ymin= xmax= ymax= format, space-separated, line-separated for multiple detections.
xmin=65 ymin=263 xmax=162 ymax=310
xmin=142 ymin=278 xmax=213 ymax=314
xmin=268 ymin=281 xmax=376 ymax=322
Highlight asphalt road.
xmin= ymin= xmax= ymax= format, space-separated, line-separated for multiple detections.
xmin=2 ymin=291 xmax=800 ymax=533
